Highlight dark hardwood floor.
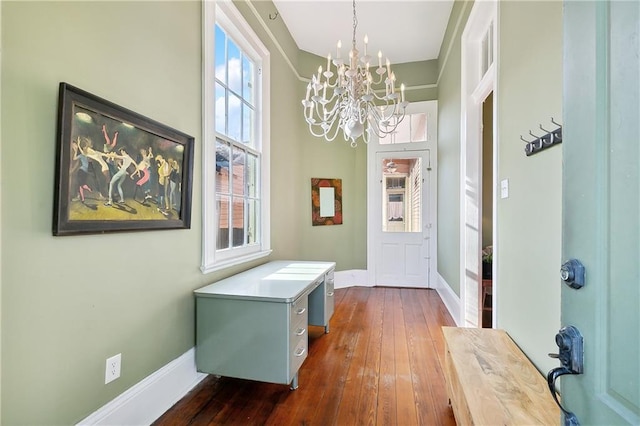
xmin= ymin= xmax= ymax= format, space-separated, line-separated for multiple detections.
xmin=153 ymin=287 xmax=457 ymax=426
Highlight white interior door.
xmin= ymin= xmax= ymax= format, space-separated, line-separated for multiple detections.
xmin=367 ymin=101 xmax=437 ymax=288
xmin=373 ymin=151 xmax=431 ymax=287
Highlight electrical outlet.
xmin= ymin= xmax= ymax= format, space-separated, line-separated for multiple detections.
xmin=105 ymin=353 xmax=121 ymax=384
xmin=500 ymin=179 xmax=509 ymax=199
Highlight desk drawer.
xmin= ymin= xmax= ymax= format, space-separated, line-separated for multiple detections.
xmin=290 ymin=332 xmax=308 ymax=377
xmin=291 ymin=296 xmax=308 ymax=326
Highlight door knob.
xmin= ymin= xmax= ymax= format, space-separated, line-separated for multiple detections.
xmin=560 ymin=259 xmax=585 ymax=289
xmin=547 ymin=326 xmax=583 ymax=425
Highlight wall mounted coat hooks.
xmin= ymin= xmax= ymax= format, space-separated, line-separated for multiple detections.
xmin=522 ymin=118 xmax=562 ymax=156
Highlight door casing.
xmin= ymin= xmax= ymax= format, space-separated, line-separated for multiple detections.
xmin=460 ymin=0 xmax=498 ymax=327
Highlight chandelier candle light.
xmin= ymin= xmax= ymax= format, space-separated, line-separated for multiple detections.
xmin=301 ymin=0 xmax=409 ymax=147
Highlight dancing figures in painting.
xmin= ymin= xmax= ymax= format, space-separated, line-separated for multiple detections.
xmin=67 ymin=117 xmax=184 ymax=221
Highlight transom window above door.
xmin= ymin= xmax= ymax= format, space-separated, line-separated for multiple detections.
xmin=379 ymin=113 xmax=428 ymax=145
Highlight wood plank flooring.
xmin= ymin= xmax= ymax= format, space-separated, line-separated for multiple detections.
xmin=153 ymin=287 xmax=457 ymax=426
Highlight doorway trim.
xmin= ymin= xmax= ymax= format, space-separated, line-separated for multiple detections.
xmin=367 ymin=100 xmax=438 ymax=288
xmin=460 ymin=1 xmax=498 ymax=327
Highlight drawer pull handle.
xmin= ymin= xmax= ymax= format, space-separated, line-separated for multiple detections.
xmin=294 ymin=347 xmax=306 ymax=357
xmin=296 ymin=328 xmax=306 ymax=336
xmin=296 ymin=307 xmax=306 ymax=315
xmin=327 ymin=291 xmax=334 ymax=297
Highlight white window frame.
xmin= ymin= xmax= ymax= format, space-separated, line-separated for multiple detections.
xmin=201 ymin=1 xmax=271 ymax=273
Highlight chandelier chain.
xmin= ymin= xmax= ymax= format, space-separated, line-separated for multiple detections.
xmin=352 ymin=0 xmax=358 ymax=49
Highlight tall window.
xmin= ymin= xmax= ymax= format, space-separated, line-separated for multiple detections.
xmin=202 ymin=2 xmax=271 ymax=273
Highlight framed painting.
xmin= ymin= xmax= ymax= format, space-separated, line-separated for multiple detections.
xmin=311 ymin=178 xmax=343 ymax=226
xmin=53 ymin=82 xmax=194 ymax=235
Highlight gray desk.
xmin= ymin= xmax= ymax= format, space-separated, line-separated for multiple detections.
xmin=194 ymin=261 xmax=335 ymax=389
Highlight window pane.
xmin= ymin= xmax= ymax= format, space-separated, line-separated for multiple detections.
xmin=242 ymin=104 xmax=253 ymax=146
xmin=411 ymin=113 xmax=428 ymax=142
xmin=382 ymin=158 xmax=421 ymax=233
xmin=215 ymin=83 xmax=226 ymax=135
xmin=228 ymin=92 xmax=242 ymax=141
xmin=227 ymin=38 xmax=242 ymax=94
xmin=248 ymin=199 xmax=258 ymax=245
xmin=393 ymin=118 xmax=411 ymax=143
xmin=482 ymin=31 xmax=489 ymax=77
xmin=216 ymin=140 xmax=230 ymax=193
xmin=386 ymin=176 xmax=406 ymax=189
xmin=242 ymin=55 xmax=254 ymax=104
xmin=232 ymin=147 xmax=245 ymax=196
xmin=247 ymin=153 xmax=258 ymax=198
xmin=214 ymin=25 xmax=227 ymax=84
xmin=217 ymin=194 xmax=230 ymax=250
xmin=410 ymin=161 xmax=422 ymax=232
xmin=232 ymin=197 xmax=245 ymax=247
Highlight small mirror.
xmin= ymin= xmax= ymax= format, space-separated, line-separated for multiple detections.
xmin=319 ymin=187 xmax=335 ymax=217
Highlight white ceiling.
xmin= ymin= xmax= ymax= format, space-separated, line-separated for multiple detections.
xmin=271 ymin=0 xmax=454 ymax=64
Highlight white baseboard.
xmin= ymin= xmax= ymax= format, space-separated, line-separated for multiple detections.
xmin=436 ymin=273 xmax=461 ymax=326
xmin=334 ymin=269 xmax=371 ymax=289
xmin=78 ymin=347 xmax=207 ymax=426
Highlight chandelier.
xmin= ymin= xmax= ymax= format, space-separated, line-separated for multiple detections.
xmin=301 ymin=0 xmax=409 ymax=147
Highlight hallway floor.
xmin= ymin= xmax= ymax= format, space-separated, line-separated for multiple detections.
xmin=154 ymin=287 xmax=457 ymax=425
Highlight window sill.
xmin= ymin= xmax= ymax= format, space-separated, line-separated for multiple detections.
xmin=200 ymin=249 xmax=272 ymax=274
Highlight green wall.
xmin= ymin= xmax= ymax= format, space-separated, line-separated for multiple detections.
xmin=496 ymin=0 xmax=562 ymax=373
xmin=436 ymin=0 xmax=473 ymax=295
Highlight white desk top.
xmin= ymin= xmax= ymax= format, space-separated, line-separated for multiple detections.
xmin=194 ymin=261 xmax=336 ymax=303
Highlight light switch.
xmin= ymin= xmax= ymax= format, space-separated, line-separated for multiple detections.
xmin=500 ymin=179 xmax=509 ymax=199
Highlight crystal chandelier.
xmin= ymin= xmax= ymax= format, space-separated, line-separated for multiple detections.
xmin=301 ymin=0 xmax=409 ymax=147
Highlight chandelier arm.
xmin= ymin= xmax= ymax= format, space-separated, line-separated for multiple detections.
xmin=371 ymin=91 xmax=392 ymax=102
xmin=309 ymin=122 xmax=340 ymax=142
xmin=323 ymin=92 xmax=342 ymax=108
xmin=363 ymin=125 xmax=372 ymax=144
xmin=367 ymin=119 xmax=389 ymax=138
xmin=320 ymin=100 xmax=341 ymax=122
xmin=325 ymin=119 xmax=343 ymax=142
xmin=307 ymin=123 xmax=329 ymax=138
xmin=369 ymin=70 xmax=387 ymax=86
xmin=307 ymin=120 xmax=341 ymax=142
